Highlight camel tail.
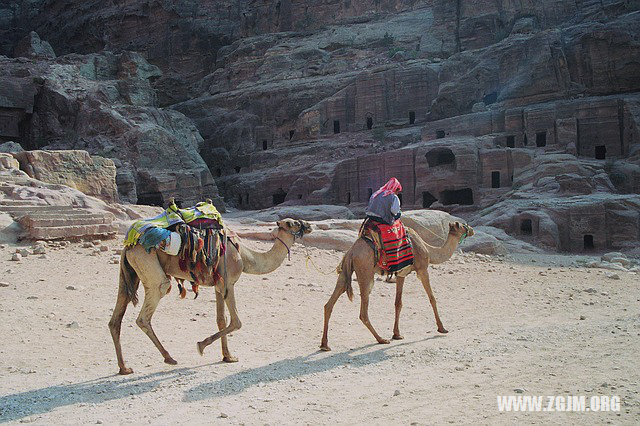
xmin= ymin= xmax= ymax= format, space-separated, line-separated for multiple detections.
xmin=119 ymin=249 xmax=140 ymax=306
xmin=336 ymin=252 xmax=354 ymax=302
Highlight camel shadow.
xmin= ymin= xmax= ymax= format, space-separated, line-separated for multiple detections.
xmin=185 ymin=336 xmax=443 ymax=402
xmin=0 ymin=367 xmax=201 ymax=423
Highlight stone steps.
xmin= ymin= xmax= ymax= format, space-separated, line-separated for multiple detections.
xmin=0 ymin=205 xmax=81 ymax=215
xmin=0 ymin=199 xmax=46 ymax=206
xmin=19 ymin=213 xmax=114 ymax=228
xmin=0 ymin=201 xmax=118 ymax=240
xmin=24 ymin=223 xmax=118 ymax=240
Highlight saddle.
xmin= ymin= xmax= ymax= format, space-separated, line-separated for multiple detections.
xmin=359 ymin=218 xmax=414 ymax=276
xmin=125 ymin=199 xmax=235 ymax=299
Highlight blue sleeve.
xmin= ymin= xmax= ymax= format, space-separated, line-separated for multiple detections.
xmin=390 ymin=195 xmax=401 ymax=215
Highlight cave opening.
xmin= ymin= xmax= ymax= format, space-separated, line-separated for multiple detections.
xmin=137 ymin=192 xmax=164 ymax=207
xmin=584 ymin=234 xmax=594 ymax=250
xmin=425 ymin=148 xmax=456 ymax=167
xmin=483 ymin=92 xmax=497 ymax=104
xmin=436 ymin=129 xmax=445 ymax=139
xmin=440 ymin=188 xmax=474 ymax=205
xmin=491 ymin=171 xmax=501 ymax=188
xmin=333 ymin=120 xmax=340 ymax=134
xmin=262 ymin=140 xmax=268 ymax=150
xmin=409 ymin=111 xmax=415 ymax=125
xmin=595 ymin=145 xmax=606 ymax=160
xmin=366 ymin=117 xmax=373 ymax=130
xmin=422 ymin=191 xmax=437 ymax=208
xmin=506 ymin=135 xmax=515 ymax=148
xmin=536 ymin=131 xmax=547 ymax=147
xmin=272 ymin=188 xmax=287 ymax=205
xmin=520 ymin=219 xmax=532 ymax=235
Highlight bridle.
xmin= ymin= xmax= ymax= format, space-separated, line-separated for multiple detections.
xmin=275 ymin=220 xmax=308 ymax=260
xmin=458 ymin=223 xmax=470 ymax=244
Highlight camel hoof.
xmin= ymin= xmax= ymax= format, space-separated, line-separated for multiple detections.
xmin=118 ymin=367 xmax=133 ymax=375
xmin=164 ymin=357 xmax=178 ymax=365
xmin=197 ymin=341 xmax=205 ymax=356
xmin=319 ymin=344 xmax=331 ymax=352
xmin=438 ymin=328 xmax=449 ymax=334
xmin=392 ymin=334 xmax=404 ymax=340
xmin=377 ymin=338 xmax=391 ymax=345
xmin=223 ymin=356 xmax=238 ymax=363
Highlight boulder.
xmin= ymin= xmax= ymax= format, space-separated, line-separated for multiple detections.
xmin=238 ymin=205 xmax=355 ymax=222
xmin=0 ymin=142 xmax=24 ymax=153
xmin=13 ymin=150 xmax=119 ymax=203
xmin=13 ymin=31 xmax=56 ymax=59
xmin=0 ymin=154 xmax=19 ymax=171
xmin=402 ymin=209 xmax=460 ymax=246
xmin=299 ymin=229 xmax=358 ymax=252
xmin=459 ymin=231 xmax=507 ymax=255
xmin=0 ymin=212 xmax=21 ymax=244
xmin=601 ymin=252 xmax=626 ymax=262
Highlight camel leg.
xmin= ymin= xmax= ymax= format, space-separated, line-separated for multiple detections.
xmin=215 ymin=290 xmax=238 ymax=362
xmin=197 ymin=285 xmax=242 ymax=355
xmin=136 ymin=280 xmax=177 ymax=365
xmin=358 ymin=277 xmax=390 ymax=345
xmin=125 ymin=247 xmax=176 ymax=365
xmin=320 ymin=280 xmax=346 ymax=351
xmin=417 ymin=269 xmax=448 ymax=333
xmin=108 ymin=290 xmax=133 ymax=375
xmin=392 ymin=276 xmax=405 ymax=340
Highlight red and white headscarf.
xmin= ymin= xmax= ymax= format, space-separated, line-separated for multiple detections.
xmin=372 ymin=177 xmax=402 ymax=198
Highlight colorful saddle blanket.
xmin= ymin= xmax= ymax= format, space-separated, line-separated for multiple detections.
xmin=124 ymin=200 xmax=226 ymax=295
xmin=124 ymin=200 xmax=223 ymax=248
xmin=361 ymin=219 xmax=414 ymax=273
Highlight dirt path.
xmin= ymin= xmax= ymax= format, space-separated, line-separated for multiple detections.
xmin=0 ymin=237 xmax=638 ymax=424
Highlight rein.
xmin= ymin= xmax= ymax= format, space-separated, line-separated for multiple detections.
xmin=274 ymin=220 xmax=308 ymax=261
xmin=275 ymin=236 xmax=291 ymax=260
xmin=458 ymin=224 xmax=470 ymax=244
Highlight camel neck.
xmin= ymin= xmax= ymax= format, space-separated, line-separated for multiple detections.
xmin=240 ymin=230 xmax=295 ymax=274
xmin=425 ymin=232 xmax=460 ymax=265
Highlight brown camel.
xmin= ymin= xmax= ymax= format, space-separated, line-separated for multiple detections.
xmin=109 ymin=218 xmax=312 ymax=375
xmin=320 ymin=221 xmax=473 ymax=351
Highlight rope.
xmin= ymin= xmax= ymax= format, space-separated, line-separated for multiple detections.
xmin=303 ymin=245 xmax=338 ymax=276
xmin=422 ymin=226 xmax=447 ymax=242
xmin=275 ymin=236 xmax=291 ymax=261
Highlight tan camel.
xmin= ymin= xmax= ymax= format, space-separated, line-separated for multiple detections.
xmin=109 ymin=218 xmax=311 ymax=375
xmin=320 ymin=221 xmax=473 ymax=351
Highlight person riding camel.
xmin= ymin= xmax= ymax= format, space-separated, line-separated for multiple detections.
xmin=360 ymin=178 xmax=413 ymax=276
xmin=365 ymin=177 xmax=403 ymax=225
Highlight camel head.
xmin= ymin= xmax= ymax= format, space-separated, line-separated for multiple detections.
xmin=448 ymin=221 xmax=474 ymax=242
xmin=276 ymin=218 xmax=313 ymax=238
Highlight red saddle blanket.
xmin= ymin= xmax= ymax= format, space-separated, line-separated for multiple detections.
xmin=364 ymin=220 xmax=414 ymax=272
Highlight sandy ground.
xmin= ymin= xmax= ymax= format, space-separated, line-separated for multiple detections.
xmin=0 ymin=230 xmax=638 ymax=425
